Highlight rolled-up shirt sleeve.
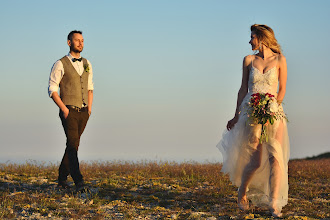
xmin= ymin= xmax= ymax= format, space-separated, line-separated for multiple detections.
xmin=87 ymin=60 xmax=94 ymax=91
xmin=48 ymin=60 xmax=64 ymax=97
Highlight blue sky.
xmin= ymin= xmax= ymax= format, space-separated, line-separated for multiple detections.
xmin=1 ymin=0 xmax=329 ymax=163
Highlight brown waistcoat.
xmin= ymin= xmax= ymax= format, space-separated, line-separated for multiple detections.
xmin=59 ymin=56 xmax=90 ymax=107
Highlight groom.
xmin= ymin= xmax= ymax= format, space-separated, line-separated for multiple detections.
xmin=48 ymin=30 xmax=94 ymax=192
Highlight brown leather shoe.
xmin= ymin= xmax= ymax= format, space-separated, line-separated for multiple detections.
xmin=75 ymin=181 xmax=89 ymax=193
xmin=57 ymin=181 xmax=71 ymax=189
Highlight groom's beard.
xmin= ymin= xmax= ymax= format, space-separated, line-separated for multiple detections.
xmin=71 ymin=46 xmax=83 ymax=53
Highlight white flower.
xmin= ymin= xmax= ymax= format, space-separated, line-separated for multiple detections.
xmin=269 ymin=101 xmax=278 ymax=113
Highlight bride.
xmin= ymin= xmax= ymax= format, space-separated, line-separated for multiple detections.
xmin=217 ymin=24 xmax=290 ymax=217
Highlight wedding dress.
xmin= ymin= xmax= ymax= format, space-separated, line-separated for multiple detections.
xmin=217 ymin=57 xmax=290 ymax=212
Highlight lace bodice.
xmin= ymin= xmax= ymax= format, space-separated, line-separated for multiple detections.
xmin=248 ymin=66 xmax=278 ymax=96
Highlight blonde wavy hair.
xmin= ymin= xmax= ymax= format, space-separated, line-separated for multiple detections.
xmin=251 ymin=24 xmax=282 ymax=54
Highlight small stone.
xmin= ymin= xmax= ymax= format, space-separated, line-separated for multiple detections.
xmin=171 ymin=214 xmax=177 ymax=219
xmin=87 ymin=199 xmax=94 ymax=205
xmin=4 ymin=175 xmax=12 ymax=180
xmin=130 ymin=187 xmax=138 ymax=192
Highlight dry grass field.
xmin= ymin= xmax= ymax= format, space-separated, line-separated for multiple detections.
xmin=0 ymin=158 xmax=329 ymax=219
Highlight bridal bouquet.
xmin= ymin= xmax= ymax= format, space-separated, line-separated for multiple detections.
xmin=247 ymin=93 xmax=287 ymax=143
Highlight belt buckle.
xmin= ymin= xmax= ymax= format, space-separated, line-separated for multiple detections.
xmin=76 ymin=107 xmax=81 ymax=112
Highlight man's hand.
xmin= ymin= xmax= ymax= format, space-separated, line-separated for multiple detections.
xmin=51 ymin=92 xmax=70 ymax=119
xmin=63 ymin=107 xmax=70 ymax=119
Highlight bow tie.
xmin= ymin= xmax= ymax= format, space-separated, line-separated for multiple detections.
xmin=72 ymin=58 xmax=82 ymax=62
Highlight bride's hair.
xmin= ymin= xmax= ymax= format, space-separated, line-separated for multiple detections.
xmin=251 ymin=24 xmax=282 ymax=54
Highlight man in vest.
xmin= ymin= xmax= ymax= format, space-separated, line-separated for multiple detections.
xmin=48 ymin=30 xmax=94 ymax=192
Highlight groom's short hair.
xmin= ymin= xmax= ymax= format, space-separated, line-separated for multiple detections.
xmin=68 ymin=30 xmax=83 ymax=42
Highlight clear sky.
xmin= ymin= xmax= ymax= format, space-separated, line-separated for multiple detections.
xmin=1 ymin=0 xmax=329 ymax=163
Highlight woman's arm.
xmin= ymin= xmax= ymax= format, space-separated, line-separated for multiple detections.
xmin=88 ymin=90 xmax=93 ymax=116
xmin=277 ymin=54 xmax=287 ymax=104
xmin=227 ymin=55 xmax=250 ymax=130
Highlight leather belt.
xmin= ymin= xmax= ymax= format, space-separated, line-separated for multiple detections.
xmin=66 ymin=105 xmax=88 ymax=112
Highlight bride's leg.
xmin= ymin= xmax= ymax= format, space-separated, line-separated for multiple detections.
xmin=269 ymin=156 xmax=283 ymax=217
xmin=238 ymin=135 xmax=262 ymax=210
xmin=239 ymin=142 xmax=263 ymax=195
xmin=269 ymin=156 xmax=281 ymax=205
xmin=269 ymin=121 xmax=284 ymax=216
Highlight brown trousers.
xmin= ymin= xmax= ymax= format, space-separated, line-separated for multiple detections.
xmin=58 ymin=108 xmax=89 ymax=184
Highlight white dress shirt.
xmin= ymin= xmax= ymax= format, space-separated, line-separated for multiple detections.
xmin=48 ymin=53 xmax=94 ymax=98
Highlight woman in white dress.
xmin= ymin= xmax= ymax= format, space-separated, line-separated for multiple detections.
xmin=217 ymin=24 xmax=290 ymax=217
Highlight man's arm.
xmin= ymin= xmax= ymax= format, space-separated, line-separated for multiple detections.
xmin=48 ymin=60 xmax=64 ymax=97
xmin=48 ymin=60 xmax=69 ymax=118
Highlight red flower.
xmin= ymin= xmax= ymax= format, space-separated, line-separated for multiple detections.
xmin=265 ymin=93 xmax=274 ymax=98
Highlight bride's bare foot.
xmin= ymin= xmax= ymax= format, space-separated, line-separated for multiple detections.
xmin=270 ymin=206 xmax=282 ymax=218
xmin=270 ymin=200 xmax=282 ymax=217
xmin=237 ymin=188 xmax=249 ymax=211
xmin=270 ymin=207 xmax=282 ymax=218
xmin=271 ymin=209 xmax=282 ymax=217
